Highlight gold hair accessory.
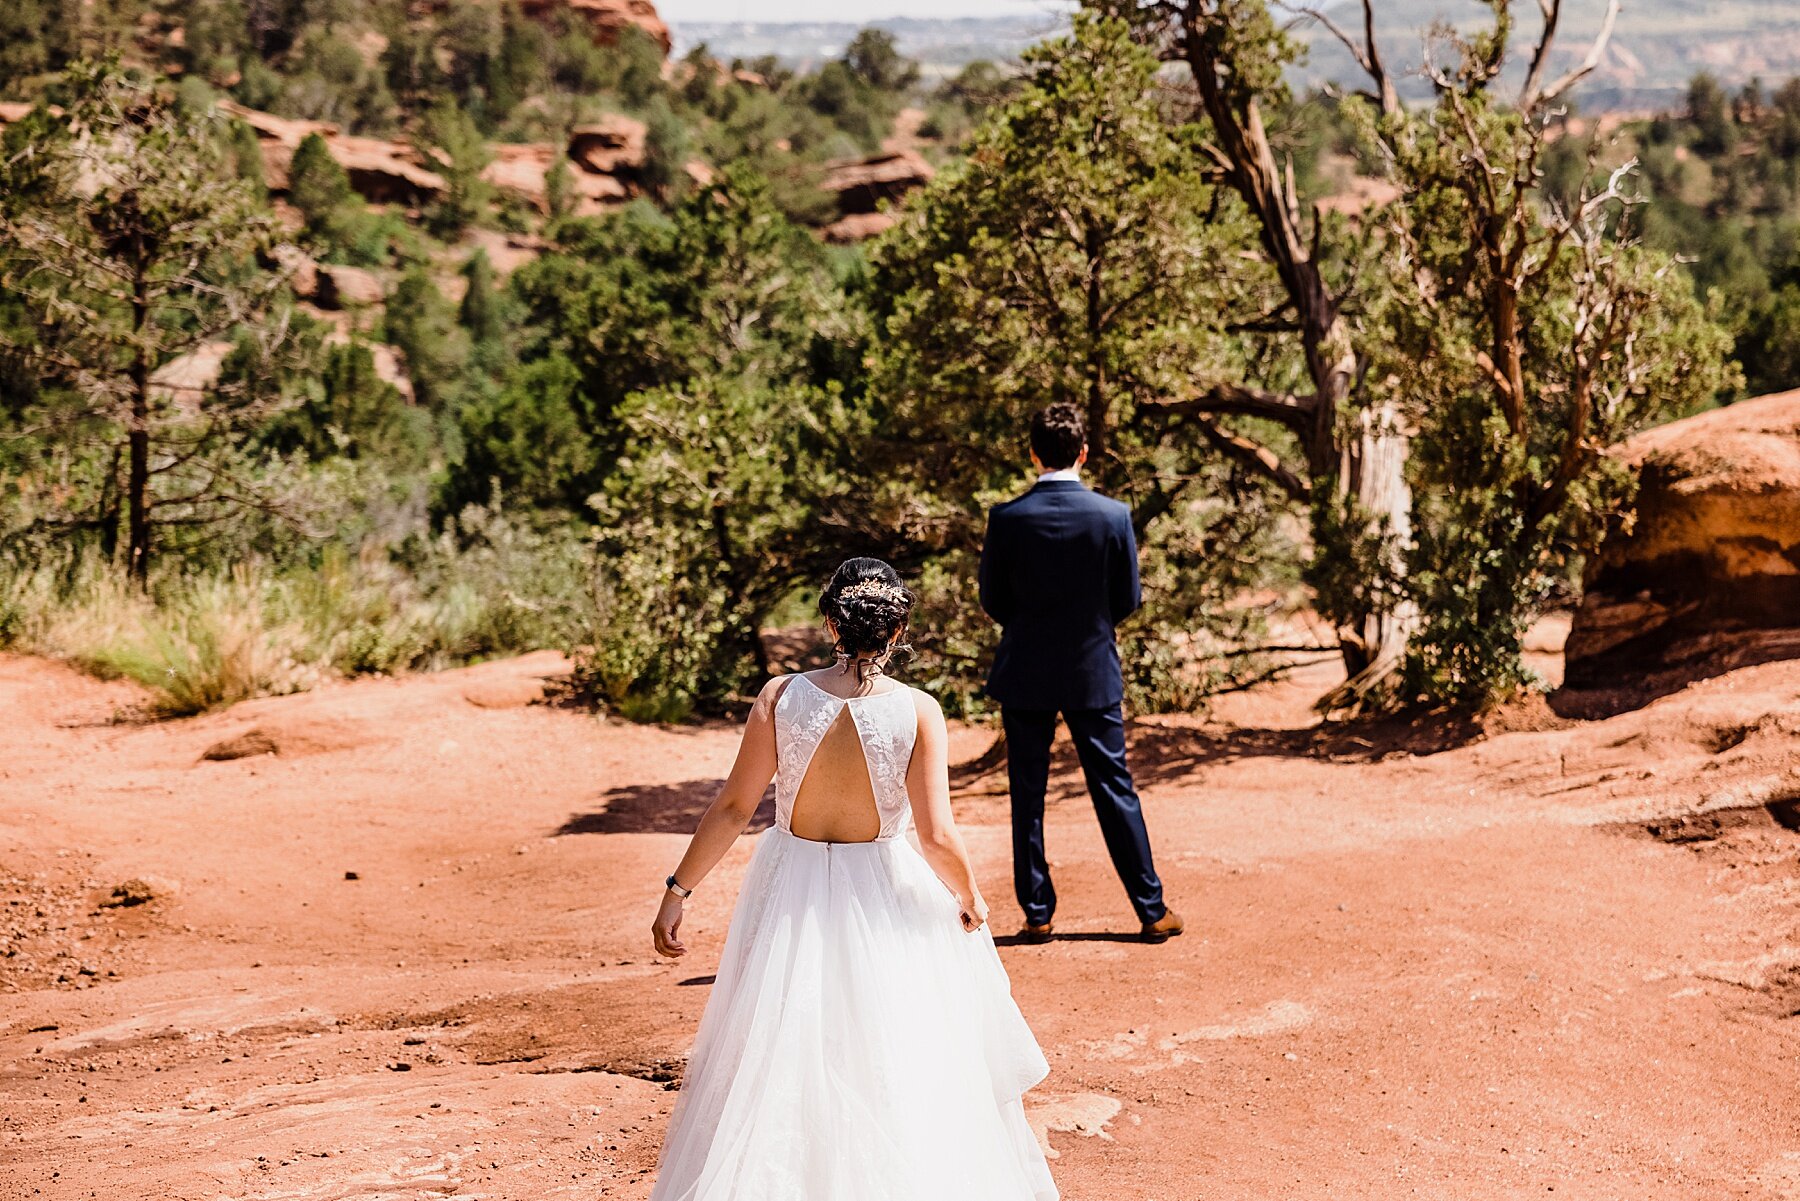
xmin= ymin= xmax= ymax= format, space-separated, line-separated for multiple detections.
xmin=837 ymin=579 xmax=905 ymax=604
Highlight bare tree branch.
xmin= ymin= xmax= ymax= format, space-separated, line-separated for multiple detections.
xmin=1527 ymin=0 xmax=1620 ymax=110
xmin=1517 ymin=0 xmax=1564 ymax=109
xmin=1143 ymin=382 xmax=1317 ymax=433
xmin=1288 ymin=1 xmax=1400 ymax=116
xmin=1190 ymin=416 xmax=1312 ymax=502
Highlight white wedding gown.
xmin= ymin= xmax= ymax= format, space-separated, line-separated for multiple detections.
xmin=650 ymin=674 xmax=1059 ymax=1201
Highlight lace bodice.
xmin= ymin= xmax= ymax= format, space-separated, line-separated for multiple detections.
xmin=774 ymin=674 xmax=920 ymax=840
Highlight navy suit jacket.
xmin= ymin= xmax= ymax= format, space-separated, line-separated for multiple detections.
xmin=978 ymin=478 xmax=1142 ymax=711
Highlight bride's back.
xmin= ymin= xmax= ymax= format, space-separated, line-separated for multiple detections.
xmin=775 ymin=672 xmax=918 ymax=844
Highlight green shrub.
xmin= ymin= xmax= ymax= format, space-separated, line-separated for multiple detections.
xmin=79 ymin=572 xmax=307 ymax=716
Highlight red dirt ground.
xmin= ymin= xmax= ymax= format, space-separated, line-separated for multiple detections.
xmin=2 ymin=644 xmax=1799 ymax=1200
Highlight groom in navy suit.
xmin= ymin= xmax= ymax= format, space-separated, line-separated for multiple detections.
xmin=979 ymin=404 xmax=1183 ymax=944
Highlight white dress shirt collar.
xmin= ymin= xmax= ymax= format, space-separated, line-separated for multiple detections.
xmin=1036 ymin=467 xmax=1082 ymax=484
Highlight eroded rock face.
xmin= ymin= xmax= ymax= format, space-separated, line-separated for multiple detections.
xmin=315 ymin=264 xmax=385 ymax=310
xmin=218 ymin=101 xmax=444 ymax=207
xmin=821 ymin=149 xmax=934 ymax=218
xmin=822 ymin=211 xmax=896 ymax=244
xmin=1566 ymin=391 xmax=1800 ymax=684
xmin=149 ymin=341 xmax=236 ymax=399
xmin=483 ymin=134 xmax=634 ymax=215
xmin=516 ymin=0 xmax=671 ymax=54
xmin=567 ymin=115 xmax=647 ymax=177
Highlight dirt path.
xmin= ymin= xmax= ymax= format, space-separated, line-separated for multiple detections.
xmin=3 ymin=649 xmax=1798 ymax=1200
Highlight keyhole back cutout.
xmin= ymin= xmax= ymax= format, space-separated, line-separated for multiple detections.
xmin=787 ymin=704 xmax=883 ymax=843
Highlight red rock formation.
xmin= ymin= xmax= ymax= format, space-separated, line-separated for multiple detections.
xmin=149 ymin=341 xmax=236 ymax=399
xmin=566 ymin=114 xmax=648 ymax=177
xmin=483 ymin=142 xmax=629 ymax=215
xmin=218 ymin=101 xmax=443 ymax=206
xmin=271 ymin=244 xmax=319 ymax=299
xmin=822 ymin=212 xmax=896 ymax=244
xmin=515 ymin=0 xmax=670 ymax=55
xmin=217 ymin=100 xmax=336 ymax=145
xmin=821 ymin=149 xmax=934 ymax=217
xmin=315 ymin=264 xmax=386 ymax=310
xmin=1566 ymin=391 xmax=1800 ymax=684
xmin=327 ymin=135 xmax=445 ymax=206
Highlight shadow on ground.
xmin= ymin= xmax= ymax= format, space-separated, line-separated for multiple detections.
xmin=952 ymin=714 xmax=1505 ymax=799
xmin=992 ymin=931 xmax=1148 ymax=946
xmin=1553 ymin=629 xmax=1800 ymax=720
xmin=556 ymin=782 xmax=776 ymax=836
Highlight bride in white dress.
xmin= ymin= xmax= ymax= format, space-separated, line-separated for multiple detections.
xmin=648 ymin=557 xmax=1058 ymax=1201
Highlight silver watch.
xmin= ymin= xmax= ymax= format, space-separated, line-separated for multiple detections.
xmin=665 ymin=874 xmax=693 ymax=899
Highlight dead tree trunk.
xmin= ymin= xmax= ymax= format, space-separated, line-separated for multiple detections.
xmin=126 ymin=254 xmax=152 ymax=584
xmin=1155 ymin=0 xmax=1420 ymax=711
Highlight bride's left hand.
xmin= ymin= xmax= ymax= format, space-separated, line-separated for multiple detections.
xmin=652 ymin=893 xmax=687 ymax=958
xmin=958 ymin=892 xmax=988 ymax=933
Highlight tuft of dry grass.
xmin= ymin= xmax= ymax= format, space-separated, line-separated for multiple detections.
xmin=0 ymin=512 xmax=596 ymax=716
xmin=3 ymin=563 xmax=308 ymax=715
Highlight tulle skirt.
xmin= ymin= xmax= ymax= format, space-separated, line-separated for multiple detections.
xmin=650 ymin=825 xmax=1058 ymax=1201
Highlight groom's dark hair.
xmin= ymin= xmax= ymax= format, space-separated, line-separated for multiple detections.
xmin=1030 ymin=403 xmax=1086 ymax=469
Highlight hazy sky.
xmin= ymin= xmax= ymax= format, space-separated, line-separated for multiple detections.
xmin=659 ymin=0 xmax=1073 ymax=23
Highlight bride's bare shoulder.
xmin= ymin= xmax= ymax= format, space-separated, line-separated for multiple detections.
xmin=749 ymin=674 xmax=797 ymax=716
xmin=907 ymin=686 xmax=944 ymax=723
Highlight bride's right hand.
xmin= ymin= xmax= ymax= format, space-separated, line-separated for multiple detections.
xmin=958 ymin=892 xmax=988 ymax=933
xmin=652 ymin=893 xmax=686 ymax=958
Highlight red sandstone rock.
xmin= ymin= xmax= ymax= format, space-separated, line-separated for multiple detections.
xmin=201 ymin=715 xmax=374 ymax=761
xmin=822 ymin=211 xmax=897 ymax=244
xmin=567 ymin=115 xmax=648 ymax=177
xmin=315 ymin=264 xmax=385 ymax=310
xmin=218 ymin=101 xmax=443 ymax=205
xmin=821 ymin=149 xmax=935 ymax=216
xmin=148 ymin=341 xmax=236 ymax=399
xmin=1567 ymin=391 xmax=1800 ymax=682
xmin=483 ymin=142 xmax=629 ymax=215
xmin=516 ymin=0 xmax=670 ymax=55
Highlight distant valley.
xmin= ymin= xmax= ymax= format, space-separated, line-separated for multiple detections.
xmin=673 ymin=2 xmax=1800 ymax=109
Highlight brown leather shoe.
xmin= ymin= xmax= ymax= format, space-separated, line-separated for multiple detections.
xmin=1019 ymin=921 xmax=1055 ymax=944
xmin=1141 ymin=910 xmax=1184 ymax=943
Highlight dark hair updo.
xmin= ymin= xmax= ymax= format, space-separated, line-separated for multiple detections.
xmin=819 ymin=557 xmax=915 ymax=682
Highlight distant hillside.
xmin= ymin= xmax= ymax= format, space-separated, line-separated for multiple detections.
xmin=1291 ymin=0 xmax=1800 ymax=112
xmin=671 ymin=15 xmax=1074 ymax=78
xmin=673 ymin=2 xmax=1800 ymax=109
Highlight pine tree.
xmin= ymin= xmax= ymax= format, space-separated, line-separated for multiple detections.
xmin=288 ymin=132 xmax=355 ymax=236
xmin=0 ymin=64 xmax=297 ymax=580
xmin=416 ymin=100 xmax=492 ymax=235
xmin=459 ymin=249 xmax=502 ymax=347
xmin=545 ymin=155 xmax=574 ymax=222
xmin=385 ymin=268 xmax=468 ymax=410
xmin=868 ymin=14 xmax=1282 ymax=710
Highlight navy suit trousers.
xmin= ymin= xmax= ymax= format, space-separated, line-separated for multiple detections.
xmin=1002 ymin=703 xmax=1166 ymax=926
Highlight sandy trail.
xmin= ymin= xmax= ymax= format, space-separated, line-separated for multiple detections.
xmin=2 ymin=648 xmax=1798 ymax=1200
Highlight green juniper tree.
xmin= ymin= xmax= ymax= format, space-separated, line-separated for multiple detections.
xmin=868 ymin=14 xmax=1288 ymax=710
xmin=1112 ymin=0 xmax=1737 ymax=710
xmin=586 ymin=376 xmax=867 ymax=717
xmin=385 ymin=267 xmax=468 ymax=411
xmin=491 ymin=171 xmax=865 ymax=713
xmin=417 ymin=99 xmax=493 ymax=236
xmin=288 ymin=131 xmax=355 ymax=235
xmin=1341 ymin=3 xmax=1738 ymax=703
xmin=0 ymin=64 xmax=299 ymax=580
xmin=458 ymin=247 xmax=509 ymax=374
xmin=502 ymin=169 xmax=851 ymax=496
